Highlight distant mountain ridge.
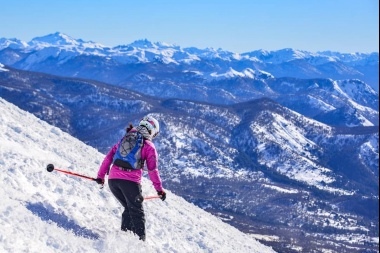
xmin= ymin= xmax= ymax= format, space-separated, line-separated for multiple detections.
xmin=0 ymin=32 xmax=377 ymax=63
xmin=0 ymin=33 xmax=378 ymax=128
xmin=0 ymin=32 xmax=378 ymax=91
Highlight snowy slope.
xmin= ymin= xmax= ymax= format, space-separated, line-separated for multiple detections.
xmin=0 ymin=97 xmax=275 ymax=253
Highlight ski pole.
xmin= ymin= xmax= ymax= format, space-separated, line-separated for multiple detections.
xmin=144 ymin=195 xmax=161 ymax=200
xmin=46 ymin=164 xmax=96 ymax=181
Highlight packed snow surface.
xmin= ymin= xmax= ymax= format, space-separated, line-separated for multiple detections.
xmin=0 ymin=98 xmax=275 ymax=253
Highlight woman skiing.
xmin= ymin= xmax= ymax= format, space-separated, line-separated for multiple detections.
xmin=95 ymin=115 xmax=166 ymax=241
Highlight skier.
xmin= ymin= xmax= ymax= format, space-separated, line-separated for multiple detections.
xmin=95 ymin=115 xmax=166 ymax=241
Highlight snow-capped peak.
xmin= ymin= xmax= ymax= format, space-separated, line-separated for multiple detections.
xmin=0 ymin=37 xmax=28 ymax=50
xmin=128 ymin=39 xmax=156 ymax=48
xmin=27 ymin=32 xmax=106 ymax=52
xmin=242 ymin=48 xmax=319 ymax=64
xmin=29 ymin=32 xmax=79 ymax=47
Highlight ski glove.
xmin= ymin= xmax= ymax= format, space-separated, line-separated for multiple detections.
xmin=157 ymin=190 xmax=166 ymax=201
xmin=95 ymin=178 xmax=104 ymax=185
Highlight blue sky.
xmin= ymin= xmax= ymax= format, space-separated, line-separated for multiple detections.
xmin=1 ymin=0 xmax=378 ymax=53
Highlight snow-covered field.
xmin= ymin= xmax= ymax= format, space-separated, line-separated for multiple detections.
xmin=0 ymin=98 xmax=275 ymax=253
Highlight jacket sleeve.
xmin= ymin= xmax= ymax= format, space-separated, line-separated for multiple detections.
xmin=97 ymin=142 xmax=118 ymax=179
xmin=144 ymin=141 xmax=164 ymax=192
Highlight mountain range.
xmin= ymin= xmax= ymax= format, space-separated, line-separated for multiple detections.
xmin=0 ymin=32 xmax=378 ymax=129
xmin=0 ymin=32 xmax=379 ymax=252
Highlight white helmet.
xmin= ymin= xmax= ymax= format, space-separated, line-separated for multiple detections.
xmin=139 ymin=115 xmax=160 ymax=138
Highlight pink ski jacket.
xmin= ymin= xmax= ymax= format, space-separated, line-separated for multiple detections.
xmin=97 ymin=135 xmax=164 ymax=192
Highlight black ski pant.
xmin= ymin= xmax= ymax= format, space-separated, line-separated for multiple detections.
xmin=108 ymin=179 xmax=145 ymax=240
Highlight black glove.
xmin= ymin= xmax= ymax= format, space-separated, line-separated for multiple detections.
xmin=157 ymin=190 xmax=166 ymax=201
xmin=95 ymin=178 xmax=104 ymax=185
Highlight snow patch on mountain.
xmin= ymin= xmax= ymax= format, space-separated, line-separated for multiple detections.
xmin=250 ymin=110 xmax=355 ymax=194
xmin=242 ymin=48 xmax=337 ymax=65
xmin=359 ymin=134 xmax=379 ymax=175
xmin=337 ymin=79 xmax=378 ymax=102
xmin=306 ymin=95 xmax=336 ymax=112
xmin=262 ymin=184 xmax=299 ymax=194
xmin=209 ymin=68 xmax=274 ymax=80
xmin=0 ymin=62 xmax=9 ymax=72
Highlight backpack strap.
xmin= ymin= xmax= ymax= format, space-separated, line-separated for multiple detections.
xmin=107 ymin=137 xmax=124 ymax=175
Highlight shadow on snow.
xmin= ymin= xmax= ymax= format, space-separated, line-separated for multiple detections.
xmin=26 ymin=202 xmax=100 ymax=240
